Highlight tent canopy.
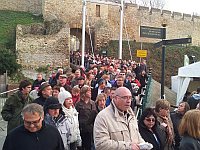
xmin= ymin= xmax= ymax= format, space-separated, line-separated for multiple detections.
xmin=178 ymin=61 xmax=200 ymax=77
xmin=174 ymin=61 xmax=200 ymax=105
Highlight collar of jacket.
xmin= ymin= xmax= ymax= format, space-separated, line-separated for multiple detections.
xmin=110 ymin=100 xmax=135 ymax=123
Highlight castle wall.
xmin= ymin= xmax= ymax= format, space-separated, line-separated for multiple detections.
xmin=1 ymin=0 xmax=200 ymax=46
xmin=16 ymin=23 xmax=70 ymax=70
xmin=0 ymin=0 xmax=42 ymax=14
xmin=42 ymin=1 xmax=200 ymax=46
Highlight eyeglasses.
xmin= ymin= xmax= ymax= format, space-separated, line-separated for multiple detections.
xmin=24 ymin=117 xmax=41 ymax=126
xmin=120 ymin=73 xmax=125 ymax=75
xmin=145 ymin=118 xmax=155 ymax=122
xmin=116 ymin=95 xmax=132 ymax=100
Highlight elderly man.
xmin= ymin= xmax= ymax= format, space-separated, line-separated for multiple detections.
xmin=1 ymin=80 xmax=33 ymax=133
xmin=3 ymin=103 xmax=64 ymax=150
xmin=93 ymin=87 xmax=145 ymax=150
xmin=33 ymin=82 xmax=52 ymax=106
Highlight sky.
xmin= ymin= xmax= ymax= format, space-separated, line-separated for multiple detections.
xmin=163 ymin=0 xmax=200 ymax=15
xmin=128 ymin=0 xmax=200 ymax=15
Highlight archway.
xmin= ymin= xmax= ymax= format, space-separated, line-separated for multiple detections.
xmin=70 ymin=28 xmax=94 ymax=54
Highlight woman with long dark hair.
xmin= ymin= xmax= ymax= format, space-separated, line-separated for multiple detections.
xmin=138 ymin=107 xmax=166 ymax=150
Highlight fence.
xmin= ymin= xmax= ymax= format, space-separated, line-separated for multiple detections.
xmin=136 ymin=70 xmax=152 ymax=119
xmin=0 ymin=72 xmax=7 ymax=93
xmin=0 ymin=88 xmax=19 ymax=121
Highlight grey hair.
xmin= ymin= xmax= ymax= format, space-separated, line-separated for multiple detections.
xmin=21 ymin=103 xmax=44 ymax=118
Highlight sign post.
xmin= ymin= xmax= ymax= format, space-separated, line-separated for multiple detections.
xmin=161 ymin=26 xmax=166 ymax=99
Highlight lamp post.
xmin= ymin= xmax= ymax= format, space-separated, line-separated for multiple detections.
xmin=161 ymin=23 xmax=166 ymax=99
xmin=81 ymin=0 xmax=86 ymax=68
xmin=118 ymin=0 xmax=124 ymax=59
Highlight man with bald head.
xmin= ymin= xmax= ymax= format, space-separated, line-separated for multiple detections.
xmin=94 ymin=87 xmax=145 ymax=150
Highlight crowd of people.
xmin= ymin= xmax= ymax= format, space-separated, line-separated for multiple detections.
xmin=1 ymin=53 xmax=200 ymax=150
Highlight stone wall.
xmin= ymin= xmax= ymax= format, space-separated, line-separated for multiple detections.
xmin=42 ymin=1 xmax=200 ymax=46
xmin=2 ymin=0 xmax=200 ymax=47
xmin=16 ymin=22 xmax=70 ymax=71
xmin=0 ymin=0 xmax=42 ymax=14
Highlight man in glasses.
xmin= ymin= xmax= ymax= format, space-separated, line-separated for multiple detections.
xmin=3 ymin=103 xmax=64 ymax=150
xmin=94 ymin=87 xmax=145 ymax=150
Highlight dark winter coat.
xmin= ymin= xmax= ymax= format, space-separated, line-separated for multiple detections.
xmin=170 ymin=111 xmax=183 ymax=149
xmin=75 ymin=100 xmax=97 ymax=133
xmin=187 ymin=94 xmax=200 ymax=109
xmin=32 ymin=95 xmax=47 ymax=106
xmin=2 ymin=122 xmax=64 ymax=150
xmin=1 ymin=91 xmax=33 ymax=133
xmin=179 ymin=135 xmax=200 ymax=150
xmin=32 ymin=79 xmax=46 ymax=90
xmin=138 ymin=122 xmax=166 ymax=150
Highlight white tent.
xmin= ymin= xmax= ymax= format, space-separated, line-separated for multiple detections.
xmin=174 ymin=61 xmax=200 ymax=105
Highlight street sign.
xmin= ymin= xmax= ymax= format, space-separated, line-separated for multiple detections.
xmin=154 ymin=40 xmax=163 ymax=48
xmin=154 ymin=38 xmax=192 ymax=48
xmin=140 ymin=26 xmax=166 ymax=39
xmin=164 ymin=38 xmax=192 ymax=45
xmin=137 ymin=50 xmax=147 ymax=58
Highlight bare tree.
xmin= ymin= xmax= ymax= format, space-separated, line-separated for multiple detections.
xmin=137 ymin=0 xmax=165 ymax=9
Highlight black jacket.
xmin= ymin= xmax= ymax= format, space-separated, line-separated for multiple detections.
xmin=170 ymin=111 xmax=183 ymax=149
xmin=179 ymin=135 xmax=200 ymax=150
xmin=138 ymin=122 xmax=166 ymax=150
xmin=33 ymin=95 xmax=47 ymax=106
xmin=3 ymin=122 xmax=64 ymax=150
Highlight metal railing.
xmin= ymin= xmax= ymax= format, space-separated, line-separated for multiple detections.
xmin=136 ymin=72 xmax=152 ymax=119
xmin=0 ymin=88 xmax=19 ymax=121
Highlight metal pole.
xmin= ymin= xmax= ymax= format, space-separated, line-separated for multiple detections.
xmin=118 ymin=0 xmax=124 ymax=59
xmin=81 ymin=0 xmax=86 ymax=67
xmin=161 ymin=26 xmax=166 ymax=99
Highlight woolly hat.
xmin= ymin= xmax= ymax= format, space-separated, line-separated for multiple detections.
xmin=58 ymin=87 xmax=72 ymax=104
xmin=44 ymin=96 xmax=61 ymax=111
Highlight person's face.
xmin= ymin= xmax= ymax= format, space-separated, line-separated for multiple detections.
xmin=52 ymin=89 xmax=59 ymax=98
xmin=59 ymin=77 xmax=67 ymax=85
xmin=116 ymin=77 xmax=124 ymax=87
xmin=22 ymin=85 xmax=32 ymax=95
xmin=72 ymin=90 xmax=79 ymax=96
xmin=110 ymin=90 xmax=116 ymax=100
xmin=75 ymin=71 xmax=81 ymax=78
xmin=52 ymin=73 xmax=56 ymax=78
xmin=37 ymin=74 xmax=43 ymax=81
xmin=126 ymin=76 xmax=132 ymax=82
xmin=93 ymin=68 xmax=98 ymax=74
xmin=178 ymin=102 xmax=185 ymax=114
xmin=89 ymin=74 xmax=94 ymax=80
xmin=159 ymin=107 xmax=169 ymax=117
xmin=99 ymin=82 xmax=106 ymax=89
xmin=23 ymin=112 xmax=43 ymax=132
xmin=85 ymin=88 xmax=91 ymax=98
xmin=109 ymin=66 xmax=114 ymax=72
xmin=64 ymin=97 xmax=73 ymax=108
xmin=48 ymin=109 xmax=60 ymax=117
xmin=78 ymin=79 xmax=85 ymax=85
xmin=143 ymin=115 xmax=156 ymax=129
xmin=42 ymin=86 xmax=52 ymax=97
xmin=98 ymin=98 xmax=106 ymax=108
xmin=114 ymin=89 xmax=132 ymax=111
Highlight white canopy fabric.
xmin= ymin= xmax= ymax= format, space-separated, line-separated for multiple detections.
xmin=175 ymin=61 xmax=200 ymax=105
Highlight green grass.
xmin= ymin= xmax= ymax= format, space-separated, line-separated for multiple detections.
xmin=0 ymin=10 xmax=43 ymax=49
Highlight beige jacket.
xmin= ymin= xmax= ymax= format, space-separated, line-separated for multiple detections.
xmin=94 ymin=101 xmax=145 ymax=150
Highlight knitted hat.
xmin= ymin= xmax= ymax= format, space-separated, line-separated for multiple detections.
xmin=58 ymin=87 xmax=72 ymax=104
xmin=44 ymin=96 xmax=61 ymax=111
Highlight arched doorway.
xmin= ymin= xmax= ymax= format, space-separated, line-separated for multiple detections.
xmin=70 ymin=28 xmax=94 ymax=54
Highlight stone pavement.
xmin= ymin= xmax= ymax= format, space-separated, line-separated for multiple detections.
xmin=0 ymin=120 xmax=7 ymax=149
